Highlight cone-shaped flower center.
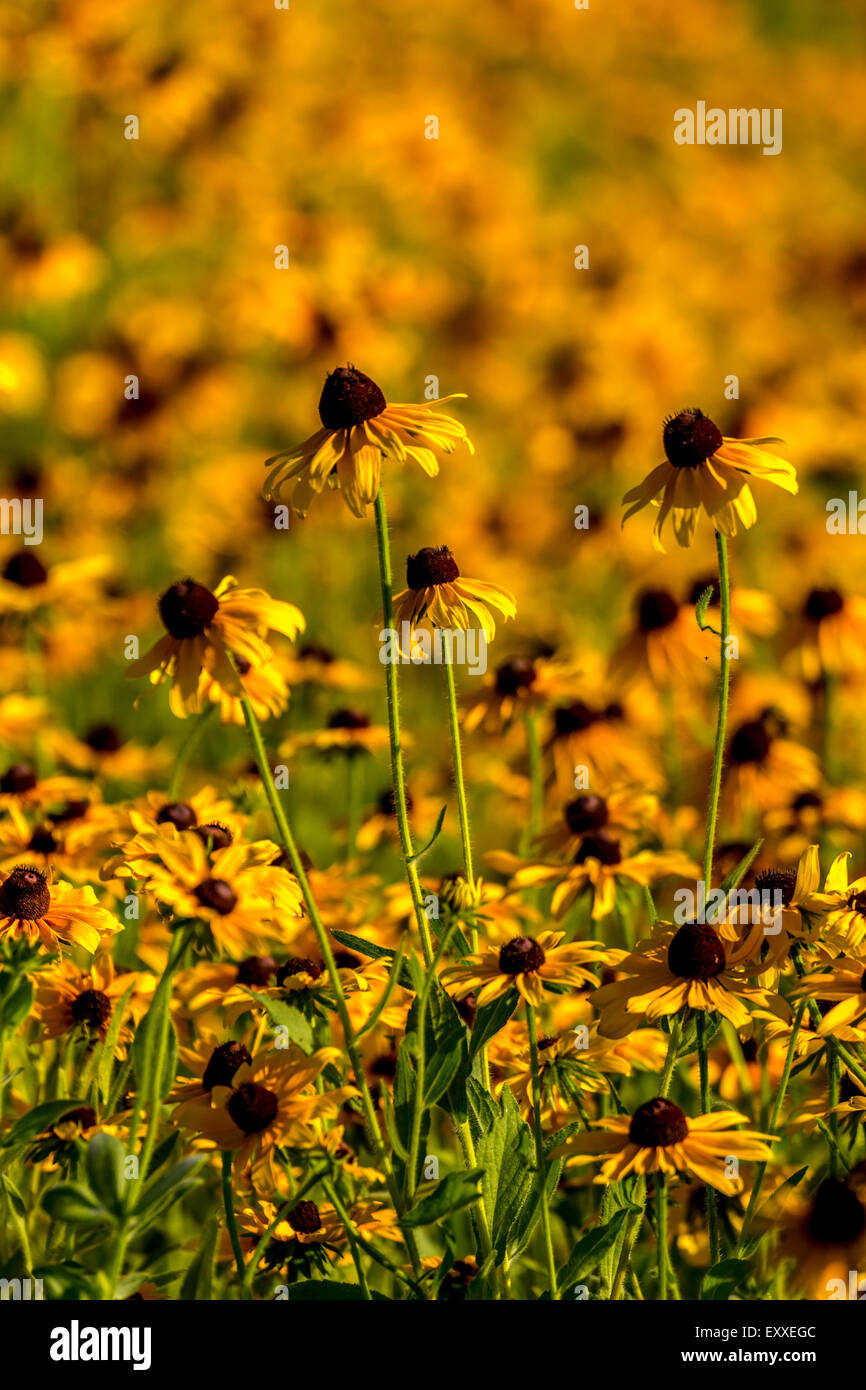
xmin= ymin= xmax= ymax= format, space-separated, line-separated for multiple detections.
xmin=194 ymin=877 xmax=237 ymax=915
xmin=495 ymin=657 xmax=536 ymax=695
xmin=553 ymin=701 xmax=599 ymax=735
xmin=318 ymin=367 xmax=386 ymax=429
xmin=0 ymin=762 xmax=37 ymax=794
xmin=235 ymin=955 xmax=276 ymax=987
xmin=158 ymin=580 xmax=219 ymax=639
xmin=3 ymin=550 xmax=47 ymax=588
xmin=288 ymin=1199 xmax=322 ymax=1234
xmin=203 ymin=1040 xmax=252 ymax=1090
xmin=195 ymin=822 xmax=233 ymax=849
xmin=667 ymin=923 xmax=726 ymax=980
xmin=574 ymin=831 xmax=622 ymax=865
xmin=629 ymin=1097 xmax=689 ymax=1146
xmin=0 ymin=865 xmax=51 ymax=919
xmin=498 ymin=935 xmax=546 ymax=975
xmin=754 ymin=868 xmax=797 ymax=907
xmin=86 ymin=724 xmax=123 ymax=752
xmin=803 ymin=588 xmax=844 ymax=620
xmin=327 ymin=707 xmax=370 ymax=730
xmin=277 ymin=956 xmax=323 ymax=985
xmin=70 ymin=989 xmax=112 ymax=1030
xmin=638 ymin=588 xmax=679 ymax=632
xmin=565 ymin=795 xmax=609 ymax=835
xmin=406 ymin=546 xmax=460 ymax=589
xmin=662 ymin=408 xmax=723 ymax=468
xmin=729 ymin=719 xmax=771 ymax=765
xmin=28 ymin=826 xmax=57 ymax=854
xmin=157 ymin=801 xmax=198 ymax=830
xmin=227 ymin=1081 xmax=279 ymax=1134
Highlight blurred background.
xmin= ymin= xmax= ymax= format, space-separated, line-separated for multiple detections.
xmin=1 ymin=0 xmax=865 ymax=872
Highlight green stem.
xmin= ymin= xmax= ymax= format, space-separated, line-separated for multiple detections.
xmin=527 ymin=1003 xmax=558 ymax=1299
xmin=696 ymin=1013 xmax=720 ymax=1265
xmin=523 ymin=712 xmax=543 ymax=852
xmin=659 ymin=1016 xmax=682 ymax=1098
xmin=442 ymin=634 xmax=475 ymax=900
xmin=233 ymin=670 xmax=426 ymax=1289
xmin=737 ymin=998 xmax=807 ymax=1256
xmin=222 ymin=1150 xmax=246 ymax=1281
xmin=323 ymin=1178 xmax=372 ymax=1300
xmin=702 ymin=531 xmax=731 ymax=891
xmin=373 ymin=487 xmax=434 ymax=965
xmin=657 ymin=1173 xmax=668 ymax=1300
xmin=611 ymin=1176 xmax=646 ymax=1300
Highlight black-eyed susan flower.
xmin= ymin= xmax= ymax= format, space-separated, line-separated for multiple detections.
xmin=608 ymin=587 xmax=714 ymax=686
xmin=391 ymin=546 xmax=515 ymax=653
xmin=35 ymin=952 xmax=154 ymax=1051
xmin=554 ymin=1096 xmax=775 ymax=1194
xmin=0 ymin=864 xmax=119 ymax=954
xmin=440 ymin=930 xmax=617 ymax=1008
xmin=280 ymin=708 xmax=391 ymax=758
xmin=622 ymin=408 xmax=797 ymax=551
xmin=805 ymin=852 xmax=866 ymax=953
xmin=263 ymin=367 xmax=473 ymax=518
xmin=461 ymin=652 xmax=583 ymax=734
xmin=532 ymin=786 xmax=659 ymax=862
xmin=181 ymin=1046 xmax=356 ymax=1178
xmin=773 ymin=1177 xmax=866 ymax=1298
xmin=793 ymin=956 xmax=866 ymax=1034
xmin=780 ymin=587 xmax=866 ymax=682
xmin=591 ymin=920 xmax=783 ymax=1037
xmin=126 ymin=575 xmax=304 ymax=717
xmin=117 ymin=829 xmax=303 ymax=956
xmin=487 ymin=839 xmax=700 ymax=921
xmin=721 ymin=714 xmax=820 ymax=819
xmin=489 ymin=1021 xmax=634 ymax=1121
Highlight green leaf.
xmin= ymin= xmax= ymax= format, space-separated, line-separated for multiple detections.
xmin=403 ymin=1168 xmax=484 ymax=1228
xmin=695 ymin=584 xmax=721 ymax=636
xmin=469 ymin=991 xmax=518 ymax=1059
xmin=84 ymin=1133 xmax=127 ymax=1214
xmin=701 ymin=1257 xmax=751 ymax=1300
xmin=132 ymin=989 xmax=178 ymax=1101
xmin=466 ymin=1075 xmax=499 ymax=1140
xmin=244 ymin=991 xmax=313 ymax=1051
xmin=476 ymin=1086 xmax=534 ymax=1263
xmin=96 ymin=977 xmax=137 ymax=1105
xmin=179 ymin=1214 xmax=218 ymax=1299
xmin=331 ymin=930 xmax=414 ymax=989
xmin=42 ymin=1182 xmax=112 ymax=1226
xmin=720 ymin=838 xmax=764 ymax=894
xmin=1 ymin=1098 xmax=87 ymax=1149
xmin=557 ymin=1208 xmax=631 ymax=1294
xmin=408 ymin=984 xmax=467 ymax=1110
xmin=407 ymin=804 xmax=447 ymax=865
xmin=0 ymin=975 xmax=33 ymax=1031
xmin=134 ymin=1156 xmax=202 ymax=1225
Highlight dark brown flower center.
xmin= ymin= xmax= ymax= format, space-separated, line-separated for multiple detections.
xmin=792 ymin=791 xmax=823 ymax=813
xmin=498 ymin=935 xmax=546 ymax=975
xmin=158 ymin=579 xmax=219 ymax=639
xmin=0 ymin=762 xmax=37 ymax=794
xmin=729 ymin=719 xmax=771 ymax=765
xmin=495 ymin=657 xmax=536 ymax=695
xmin=299 ymin=642 xmax=335 ymax=663
xmin=70 ymin=989 xmax=112 ymax=1030
xmin=806 ymin=1179 xmax=866 ymax=1245
xmin=3 ymin=550 xmax=47 ymax=588
xmin=195 ymin=822 xmax=233 ymax=849
xmin=287 ymin=1199 xmax=322 ymax=1234
xmin=156 ymin=801 xmax=198 ymax=831
xmin=227 ymin=1081 xmax=279 ymax=1134
xmin=405 ymin=546 xmax=460 ymax=589
xmin=277 ymin=956 xmax=323 ymax=985
xmin=667 ymin=923 xmax=726 ymax=980
xmin=553 ymin=701 xmax=599 ymax=735
xmin=565 ymin=795 xmax=609 ymax=835
xmin=638 ymin=588 xmax=679 ymax=632
xmin=455 ymin=992 xmax=477 ymax=1028
xmin=327 ymin=707 xmax=370 ymax=730
xmin=0 ymin=865 xmax=51 ymax=919
xmin=754 ymin=869 xmax=797 ymax=907
xmin=662 ymin=409 xmax=723 ymax=469
xmin=574 ymin=831 xmax=622 ymax=865
xmin=85 ymin=724 xmax=123 ymax=753
xmin=848 ymin=890 xmax=866 ymax=917
xmin=318 ymin=366 xmax=386 ymax=430
xmin=629 ymin=1097 xmax=689 ymax=1146
xmin=49 ymin=799 xmax=89 ymax=824
xmin=803 ymin=588 xmax=844 ymax=621
xmin=28 ymin=826 xmax=57 ymax=855
xmin=202 ymin=1041 xmax=252 ymax=1090
xmin=688 ymin=577 xmax=719 ymax=607
xmin=56 ymin=1105 xmax=96 ymax=1131
xmin=194 ymin=877 xmax=237 ymax=915
xmin=235 ymin=955 xmax=276 ymax=987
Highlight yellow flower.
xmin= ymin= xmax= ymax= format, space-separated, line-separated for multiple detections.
xmin=126 ymin=575 xmax=304 ymax=717
xmin=440 ymin=930 xmax=617 ymax=1008
xmin=392 ymin=546 xmax=515 ymax=652
xmin=622 ymin=408 xmax=797 ymax=551
xmin=487 ymin=841 xmax=700 ymax=921
xmin=554 ymin=1097 xmax=775 ymax=1194
xmin=0 ymin=864 xmax=119 ymax=954
xmin=263 ymin=366 xmax=473 ymax=518
xmin=35 ymin=952 xmax=154 ymax=1052
xmin=792 ymin=955 xmax=866 ymax=1035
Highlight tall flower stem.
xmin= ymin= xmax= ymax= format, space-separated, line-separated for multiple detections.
xmin=442 ymin=634 xmax=475 ymax=900
xmin=168 ymin=705 xmax=218 ymax=801
xmin=373 ymin=487 xmax=434 ymax=966
xmin=736 ymin=998 xmax=807 ymax=1256
xmin=222 ymin=1150 xmax=246 ymax=1280
xmin=702 ymin=531 xmax=731 ymax=891
xmin=696 ymin=1013 xmax=720 ymax=1264
xmin=657 ymin=1173 xmax=669 ymax=1300
xmin=234 ymin=677 xmax=426 ymax=1289
xmin=527 ymin=1002 xmax=558 ymax=1298
xmin=659 ymin=1015 xmax=683 ymax=1098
